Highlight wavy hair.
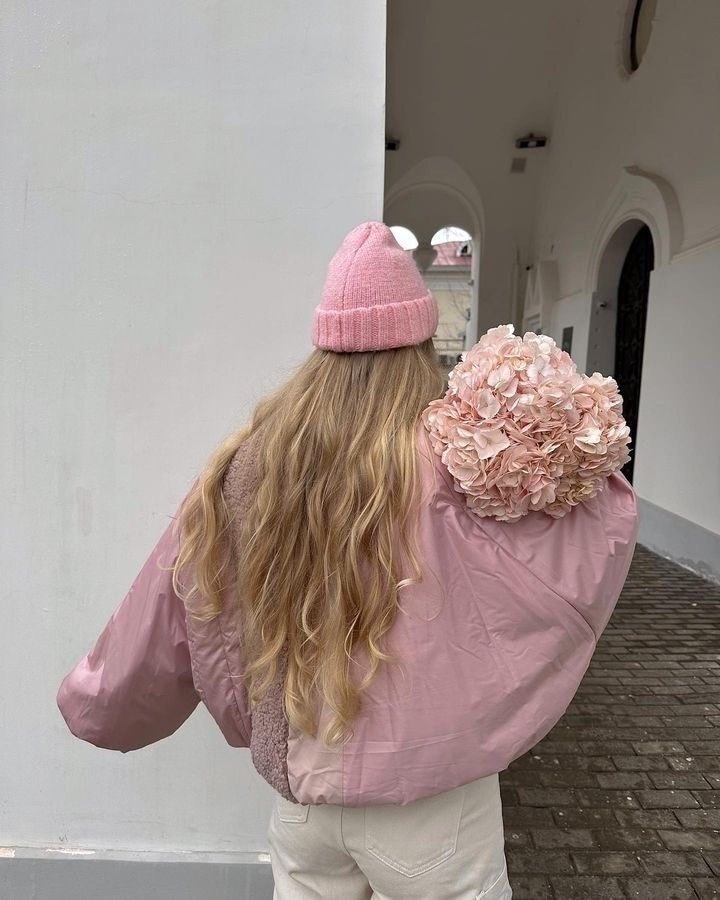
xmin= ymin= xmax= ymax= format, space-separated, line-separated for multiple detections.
xmin=173 ymin=338 xmax=445 ymax=748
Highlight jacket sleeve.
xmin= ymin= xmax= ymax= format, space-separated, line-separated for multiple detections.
xmin=56 ymin=490 xmax=201 ymax=752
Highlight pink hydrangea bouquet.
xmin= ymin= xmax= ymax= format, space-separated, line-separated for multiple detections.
xmin=422 ymin=324 xmax=631 ymax=522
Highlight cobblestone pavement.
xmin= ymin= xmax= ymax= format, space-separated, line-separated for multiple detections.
xmin=501 ymin=545 xmax=720 ymax=900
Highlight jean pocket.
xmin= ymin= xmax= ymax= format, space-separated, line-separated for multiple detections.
xmin=276 ymin=796 xmax=310 ymax=823
xmin=364 ymin=784 xmax=466 ymax=877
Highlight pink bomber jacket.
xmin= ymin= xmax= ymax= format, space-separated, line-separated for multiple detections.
xmin=56 ymin=420 xmax=639 ymax=807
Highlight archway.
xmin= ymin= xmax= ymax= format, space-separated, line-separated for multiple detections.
xmin=588 ymin=219 xmax=655 ymax=483
xmin=384 ymin=156 xmax=484 ymax=347
xmin=614 ymin=224 xmax=654 ymax=482
xmin=428 ymin=226 xmax=473 ymax=370
xmin=388 ymin=222 xmax=473 ymax=375
xmin=584 ymin=166 xmax=682 ymax=483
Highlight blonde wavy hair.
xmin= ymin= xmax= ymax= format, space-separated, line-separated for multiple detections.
xmin=173 ymin=338 xmax=445 ymax=748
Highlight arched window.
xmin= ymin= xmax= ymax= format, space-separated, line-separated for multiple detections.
xmin=389 ymin=225 xmax=418 ymax=250
xmin=431 ymin=226 xmax=472 ymax=246
xmin=628 ymin=0 xmax=657 ymax=72
xmin=429 ymin=226 xmax=473 ymax=268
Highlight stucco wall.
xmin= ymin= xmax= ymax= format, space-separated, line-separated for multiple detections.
xmin=1 ymin=0 xmax=386 ymax=857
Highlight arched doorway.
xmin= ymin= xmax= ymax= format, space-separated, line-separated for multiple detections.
xmin=614 ymin=223 xmax=654 ymax=483
xmin=587 ymin=219 xmax=655 ymax=484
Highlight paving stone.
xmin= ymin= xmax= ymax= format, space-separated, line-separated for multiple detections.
xmin=614 ymin=809 xmax=682 ymax=829
xmin=674 ymin=808 xmax=720 ymax=828
xmin=506 ymin=850 xmax=574 ymax=874
xmin=598 ymin=661 xmax=645 ymax=670
xmin=662 ymin=716 xmax=715 ymax=728
xmin=507 ymin=876 xmax=553 ymax=899
xmin=621 ymin=877 xmax=700 ymax=899
xmin=502 ymin=806 xmax=554 ymax=828
xmin=636 ymin=850 xmax=713 ymax=875
xmin=639 ymin=661 xmax=681 ymax=670
xmin=578 ymin=740 xmax=636 ymax=754
xmin=549 ymin=875 xmax=625 ymax=899
xmin=666 ymin=729 xmax=720 ymax=742
xmin=632 ymin=741 xmax=688 ymax=755
xmin=577 ymin=728 xmax=653 ymax=742
xmin=686 ymin=741 xmax=720 ymax=755
xmin=537 ymin=770 xmax=600 ymax=788
xmin=553 ymin=755 xmax=616 ymax=772
xmin=515 ymin=787 xmax=575 ymax=807
xmin=668 ymin=755 xmax=720 ymax=771
xmin=504 ymin=827 xmax=531 ymax=848
xmin=575 ymin=788 xmax=640 ymax=808
xmin=593 ymin=827 xmax=665 ymax=851
xmin=636 ymin=789 xmax=701 ymax=808
xmin=658 ymin=829 xmax=720 ymax=851
xmin=693 ymin=790 xmax=720 ymax=808
xmin=531 ymin=827 xmax=597 ymax=849
xmin=553 ymin=808 xmax=616 ymax=827
xmin=649 ymin=772 xmax=713 ymax=789
xmin=595 ymin=771 xmax=653 ymax=789
xmin=613 ymin=716 xmax=665 ymax=728
xmin=532 ymin=739 xmax=582 ymax=754
xmin=612 ymin=754 xmax=669 ymax=772
xmin=693 ymin=877 xmax=720 ymax=898
xmin=651 ymin=685 xmax=697 ymax=695
xmin=571 ymin=850 xmax=642 ymax=874
xmin=501 ymin=769 xmax=544 ymax=787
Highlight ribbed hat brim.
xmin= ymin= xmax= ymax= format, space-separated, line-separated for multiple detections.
xmin=312 ymin=291 xmax=439 ymax=352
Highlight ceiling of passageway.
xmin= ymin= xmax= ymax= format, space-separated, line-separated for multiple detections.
xmin=385 ymin=0 xmax=580 ymax=194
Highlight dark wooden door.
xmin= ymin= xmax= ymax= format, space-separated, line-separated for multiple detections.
xmin=614 ymin=224 xmax=654 ymax=483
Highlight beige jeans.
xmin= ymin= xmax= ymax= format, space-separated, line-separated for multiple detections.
xmin=267 ymin=773 xmax=511 ymax=899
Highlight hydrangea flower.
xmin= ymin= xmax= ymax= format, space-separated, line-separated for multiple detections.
xmin=422 ymin=324 xmax=632 ymax=522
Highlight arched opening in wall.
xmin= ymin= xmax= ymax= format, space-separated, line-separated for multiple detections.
xmin=615 ymin=224 xmax=654 ymax=483
xmin=388 ymin=222 xmax=475 ymax=377
xmin=389 ymin=225 xmax=419 ymax=250
xmin=384 ymin=171 xmax=484 ymax=369
xmin=589 ymin=220 xmax=655 ymax=484
xmin=427 ymin=226 xmax=474 ymax=372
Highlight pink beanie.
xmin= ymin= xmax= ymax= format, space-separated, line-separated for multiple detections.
xmin=311 ymin=221 xmax=439 ymax=352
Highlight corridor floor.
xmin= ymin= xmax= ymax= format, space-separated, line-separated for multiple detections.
xmin=501 ymin=545 xmax=720 ymax=900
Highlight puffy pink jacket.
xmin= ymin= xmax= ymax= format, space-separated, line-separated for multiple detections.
xmin=57 ymin=421 xmax=639 ymax=806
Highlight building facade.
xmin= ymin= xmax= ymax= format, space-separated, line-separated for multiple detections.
xmin=386 ymin=0 xmax=720 ymax=582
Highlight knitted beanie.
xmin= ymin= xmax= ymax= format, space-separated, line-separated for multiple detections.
xmin=311 ymin=221 xmax=439 ymax=352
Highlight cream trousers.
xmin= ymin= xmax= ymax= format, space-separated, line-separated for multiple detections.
xmin=267 ymin=772 xmax=512 ymax=900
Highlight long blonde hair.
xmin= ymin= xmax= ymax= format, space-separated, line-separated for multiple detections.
xmin=173 ymin=338 xmax=445 ymax=748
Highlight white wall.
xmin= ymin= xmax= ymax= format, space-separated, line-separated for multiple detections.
xmin=527 ymin=0 xmax=720 ymax=543
xmin=1 ymin=0 xmax=386 ymax=854
xmin=636 ymin=246 xmax=720 ymax=536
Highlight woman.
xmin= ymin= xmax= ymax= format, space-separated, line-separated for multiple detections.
xmin=57 ymin=221 xmax=639 ymax=899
